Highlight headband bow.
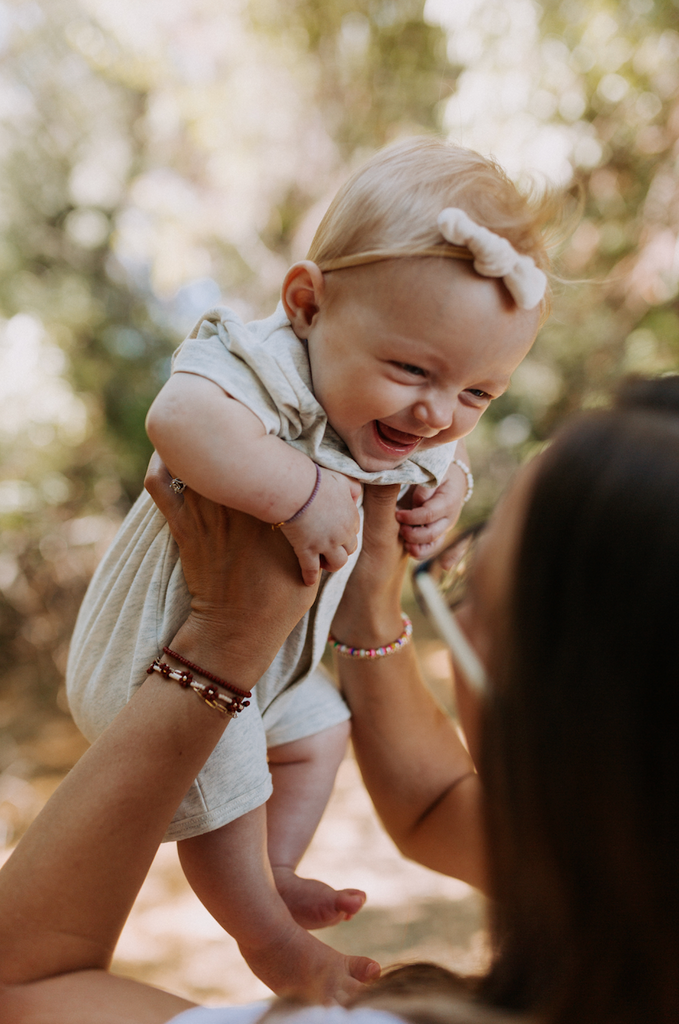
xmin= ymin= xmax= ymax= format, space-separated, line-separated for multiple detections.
xmin=437 ymin=208 xmax=547 ymax=311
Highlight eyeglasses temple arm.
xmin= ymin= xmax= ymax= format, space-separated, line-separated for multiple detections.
xmin=414 ymin=572 xmax=488 ymax=696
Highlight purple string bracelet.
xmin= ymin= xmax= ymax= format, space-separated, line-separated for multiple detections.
xmin=272 ymin=463 xmax=322 ymax=530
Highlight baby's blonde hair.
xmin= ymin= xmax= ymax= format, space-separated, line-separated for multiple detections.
xmin=307 ymin=136 xmax=559 ymax=318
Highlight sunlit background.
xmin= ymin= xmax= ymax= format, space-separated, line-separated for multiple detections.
xmin=1 ymin=0 xmax=678 ymax=1006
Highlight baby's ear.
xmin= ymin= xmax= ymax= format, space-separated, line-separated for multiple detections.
xmin=282 ymin=261 xmax=325 ymax=338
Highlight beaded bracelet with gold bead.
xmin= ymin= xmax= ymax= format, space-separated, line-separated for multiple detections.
xmin=146 ymin=659 xmax=250 ymax=717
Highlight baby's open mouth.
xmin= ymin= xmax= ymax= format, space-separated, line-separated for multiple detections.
xmin=374 ymin=421 xmax=423 ymax=452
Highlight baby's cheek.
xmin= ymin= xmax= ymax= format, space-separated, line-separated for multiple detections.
xmin=421 ymin=418 xmax=469 ymax=449
xmin=421 ymin=434 xmax=454 ymax=453
xmin=453 ymin=403 xmax=488 ymax=441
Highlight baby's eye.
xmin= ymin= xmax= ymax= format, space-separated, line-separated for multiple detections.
xmin=466 ymin=388 xmax=491 ymax=400
xmin=398 ymin=363 xmax=426 ymax=377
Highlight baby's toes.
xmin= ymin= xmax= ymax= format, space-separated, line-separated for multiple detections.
xmin=335 ymin=887 xmax=366 ymax=921
xmin=277 ymin=874 xmax=363 ymax=930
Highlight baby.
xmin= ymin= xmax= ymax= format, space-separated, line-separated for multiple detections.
xmin=66 ymin=137 xmax=552 ymax=1002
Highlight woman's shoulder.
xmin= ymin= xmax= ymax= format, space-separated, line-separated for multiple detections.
xmin=170 ymin=1002 xmax=405 ymax=1024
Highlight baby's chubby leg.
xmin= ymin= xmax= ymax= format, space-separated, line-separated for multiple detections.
xmin=267 ymin=721 xmax=366 ymax=929
xmin=178 ymin=804 xmax=379 ymax=1003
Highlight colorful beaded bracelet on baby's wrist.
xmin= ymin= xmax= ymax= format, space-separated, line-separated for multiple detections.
xmin=328 ymin=613 xmax=413 ymax=659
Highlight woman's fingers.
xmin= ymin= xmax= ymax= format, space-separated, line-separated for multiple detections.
xmin=145 ymin=453 xmax=319 ymax=664
xmin=145 ymin=451 xmax=180 ymax=510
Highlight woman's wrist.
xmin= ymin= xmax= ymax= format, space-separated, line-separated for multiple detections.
xmin=332 ymin=564 xmax=406 ymax=649
xmin=170 ymin=613 xmax=269 ymax=692
xmin=330 ymin=596 xmax=405 ymax=652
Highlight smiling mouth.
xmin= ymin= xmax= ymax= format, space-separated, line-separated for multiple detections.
xmin=374 ymin=421 xmax=424 ymax=453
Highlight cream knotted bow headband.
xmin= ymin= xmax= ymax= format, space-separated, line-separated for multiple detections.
xmin=318 ymin=207 xmax=547 ymax=311
xmin=436 ymin=208 xmax=547 ymax=310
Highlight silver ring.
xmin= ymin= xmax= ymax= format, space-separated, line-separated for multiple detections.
xmin=170 ymin=478 xmax=186 ymax=494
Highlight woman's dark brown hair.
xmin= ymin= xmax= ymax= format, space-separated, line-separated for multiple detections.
xmin=480 ymin=377 xmax=679 ymax=1024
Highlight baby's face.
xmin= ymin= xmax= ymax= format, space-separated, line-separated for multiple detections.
xmin=306 ymin=259 xmax=539 ymax=473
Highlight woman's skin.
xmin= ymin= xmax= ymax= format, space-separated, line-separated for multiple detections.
xmin=331 ymin=468 xmax=535 ymax=892
xmin=0 ymin=454 xmax=529 ymax=1022
xmin=0 ymin=459 xmax=378 ymax=1024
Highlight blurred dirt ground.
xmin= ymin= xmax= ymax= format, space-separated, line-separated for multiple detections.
xmin=0 ymin=623 xmax=487 ymax=1008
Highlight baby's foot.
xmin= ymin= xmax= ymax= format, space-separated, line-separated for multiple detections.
xmin=272 ymin=865 xmax=366 ymax=930
xmin=240 ymin=920 xmax=379 ymax=1004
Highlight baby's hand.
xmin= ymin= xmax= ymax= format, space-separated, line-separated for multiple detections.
xmin=395 ymin=461 xmax=469 ymax=560
xmin=281 ymin=468 xmax=362 ymax=586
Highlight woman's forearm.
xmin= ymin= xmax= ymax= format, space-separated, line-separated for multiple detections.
xmin=337 ymin=643 xmax=485 ymax=890
xmin=333 ymin=484 xmax=486 ymax=890
xmin=0 ymin=489 xmax=318 ymax=1012
xmin=0 ymin=669 xmax=230 ymax=988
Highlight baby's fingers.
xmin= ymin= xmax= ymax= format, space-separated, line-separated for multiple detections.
xmin=398 ymin=520 xmax=446 ymax=546
xmin=321 ymin=545 xmax=350 ymax=574
xmin=297 ymin=551 xmax=321 ymax=587
xmin=396 ymin=495 xmax=448 ymax=527
xmin=403 ymin=537 xmax=441 ymax=560
xmin=407 ymin=483 xmax=436 ymax=508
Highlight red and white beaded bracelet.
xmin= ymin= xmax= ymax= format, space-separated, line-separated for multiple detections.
xmin=146 ymin=659 xmax=250 ymax=717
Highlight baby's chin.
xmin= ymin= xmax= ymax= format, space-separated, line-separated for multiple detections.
xmin=339 ymin=421 xmax=460 ymax=473
xmin=343 ymin=421 xmax=421 ymax=473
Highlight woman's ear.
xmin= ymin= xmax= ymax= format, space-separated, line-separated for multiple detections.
xmin=281 ymin=261 xmax=325 ymax=339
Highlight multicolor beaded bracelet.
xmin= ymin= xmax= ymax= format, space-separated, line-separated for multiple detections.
xmin=328 ymin=613 xmax=413 ymax=659
xmin=147 ymin=659 xmax=250 ymax=717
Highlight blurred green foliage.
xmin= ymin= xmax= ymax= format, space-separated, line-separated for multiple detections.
xmin=0 ymin=0 xmax=678 ymax=781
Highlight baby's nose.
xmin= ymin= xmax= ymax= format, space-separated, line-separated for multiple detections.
xmin=412 ymin=395 xmax=454 ymax=432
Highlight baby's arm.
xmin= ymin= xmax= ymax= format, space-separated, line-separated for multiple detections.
xmin=395 ymin=442 xmax=472 ymax=560
xmin=147 ymin=371 xmax=361 ymax=584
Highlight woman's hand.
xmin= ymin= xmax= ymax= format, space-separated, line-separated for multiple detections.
xmin=330 ymin=483 xmax=408 ymax=649
xmin=146 ymin=453 xmax=319 ymax=687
